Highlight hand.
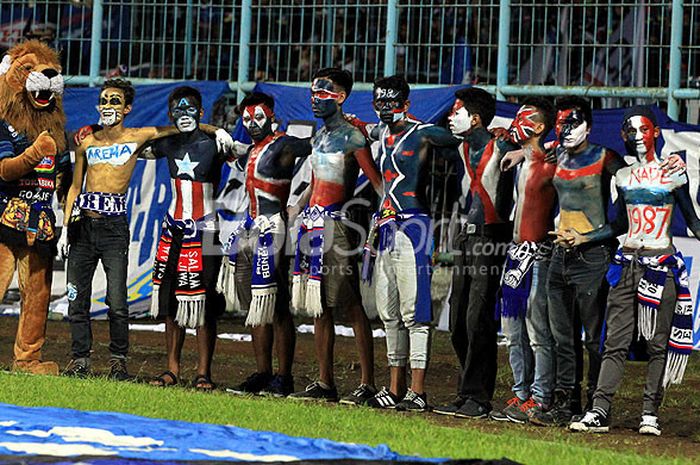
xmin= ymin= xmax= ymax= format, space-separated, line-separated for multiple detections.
xmin=490 ymin=127 xmax=512 ymax=142
xmin=500 ymin=149 xmax=525 ymax=171
xmin=232 ymin=140 xmax=251 ymax=158
xmin=57 ymin=226 xmax=70 ymax=261
xmin=660 ymin=153 xmax=686 ymax=175
xmin=286 ymin=204 xmax=302 ymax=224
xmin=549 ymin=229 xmax=586 ymax=248
xmin=544 ymin=140 xmax=559 ymax=164
xmin=73 ymin=124 xmax=99 ymax=146
xmin=33 ymin=131 xmax=57 ymax=158
xmin=214 ymin=128 xmax=234 ymax=155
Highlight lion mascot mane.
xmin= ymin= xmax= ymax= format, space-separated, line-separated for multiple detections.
xmin=0 ymin=40 xmax=71 ymax=375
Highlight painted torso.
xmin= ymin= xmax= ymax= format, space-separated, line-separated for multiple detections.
xmin=309 ymin=121 xmax=363 ymax=208
xmin=616 ymin=160 xmax=686 ymax=250
xmin=83 ymin=128 xmax=146 ymax=195
xmin=553 ymin=144 xmax=622 ymax=235
xmin=460 ymin=127 xmax=517 ymax=224
xmin=152 ymin=130 xmax=220 ymax=222
xmin=513 ymin=147 xmax=557 ymax=243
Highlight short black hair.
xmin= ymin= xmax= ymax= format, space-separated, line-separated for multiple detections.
xmin=522 ymin=96 xmax=555 ymax=139
xmin=236 ymin=92 xmax=275 ymax=115
xmin=168 ymin=86 xmax=202 ymax=109
xmin=556 ymin=96 xmax=592 ymax=128
xmin=622 ymin=105 xmax=657 ymax=127
xmin=101 ymin=78 xmax=135 ymax=106
xmin=373 ymin=75 xmax=410 ymax=101
xmin=312 ymin=67 xmax=354 ymax=96
xmin=454 ymin=87 xmax=496 ymax=127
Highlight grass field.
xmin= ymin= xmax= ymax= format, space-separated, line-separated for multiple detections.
xmin=0 ymin=371 xmax=696 ymax=465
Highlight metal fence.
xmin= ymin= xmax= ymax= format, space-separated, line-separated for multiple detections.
xmin=1 ymin=1 xmax=700 ymax=120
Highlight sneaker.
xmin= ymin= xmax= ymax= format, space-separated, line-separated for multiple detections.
xmin=490 ymin=397 xmax=521 ymax=422
xmin=530 ymin=389 xmax=572 ymax=427
xmin=569 ymin=407 xmax=610 ymax=433
xmin=455 ymin=398 xmax=491 ymax=419
xmin=507 ymin=397 xmax=536 ymax=424
xmin=259 ymin=374 xmax=294 ymax=397
xmin=639 ymin=414 xmax=661 ymax=436
xmin=62 ymin=358 xmax=91 ymax=378
xmin=229 ymin=372 xmax=273 ymax=395
xmin=339 ymin=383 xmax=377 ymax=406
xmin=288 ymin=381 xmax=338 ymax=402
xmin=395 ymin=389 xmax=428 ymax=412
xmin=108 ymin=357 xmax=131 ymax=381
xmin=366 ymin=387 xmax=401 ymax=409
xmin=524 ymin=399 xmax=549 ymax=420
xmin=433 ymin=396 xmax=467 ymax=416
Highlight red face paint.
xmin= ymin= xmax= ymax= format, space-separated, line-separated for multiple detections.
xmin=509 ymin=106 xmax=540 ymax=143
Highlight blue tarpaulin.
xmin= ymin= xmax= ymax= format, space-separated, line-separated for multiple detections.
xmin=0 ymin=403 xmax=440 ymax=463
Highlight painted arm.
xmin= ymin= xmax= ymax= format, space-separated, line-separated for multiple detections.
xmin=63 ymin=144 xmax=87 ymax=227
xmin=0 ymin=131 xmax=57 ymax=182
xmin=287 ymin=177 xmax=313 ymax=224
xmin=674 ymin=180 xmax=700 ymax=239
xmin=55 ymin=145 xmax=73 ymax=207
xmin=280 ymin=137 xmax=312 ymax=168
xmin=354 ymin=146 xmax=382 ymax=196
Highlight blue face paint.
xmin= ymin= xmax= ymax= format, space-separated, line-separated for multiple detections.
xmin=310 ymin=78 xmax=342 ymax=119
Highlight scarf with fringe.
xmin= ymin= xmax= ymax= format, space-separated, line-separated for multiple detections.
xmin=216 ymin=213 xmax=279 ymax=327
xmin=606 ymin=248 xmax=693 ymax=387
xmin=291 ymin=205 xmax=342 ymax=317
xmin=496 ymin=241 xmax=539 ymax=320
xmin=151 ymin=215 xmax=206 ymax=329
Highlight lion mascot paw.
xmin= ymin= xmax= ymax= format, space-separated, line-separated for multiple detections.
xmin=0 ymin=40 xmax=70 ymax=376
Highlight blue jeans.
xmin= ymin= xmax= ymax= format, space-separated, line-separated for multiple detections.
xmin=67 ymin=216 xmax=129 ymax=359
xmin=501 ymin=311 xmax=533 ymax=402
xmin=525 ymin=257 xmax=554 ymax=404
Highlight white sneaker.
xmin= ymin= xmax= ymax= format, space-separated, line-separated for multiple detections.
xmin=638 ymin=414 xmax=661 ymax=436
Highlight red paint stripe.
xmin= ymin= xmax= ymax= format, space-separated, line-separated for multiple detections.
xmin=192 ymin=181 xmax=203 ymax=220
xmin=174 ymin=178 xmax=183 ymax=218
xmin=555 ymin=158 xmax=604 ymax=180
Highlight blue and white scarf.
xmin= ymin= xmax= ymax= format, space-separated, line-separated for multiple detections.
xmin=217 ymin=213 xmax=279 ymax=327
xmin=496 ymin=241 xmax=539 ymax=320
xmin=606 ymin=248 xmax=694 ymax=387
xmin=75 ymin=191 xmax=127 ymax=217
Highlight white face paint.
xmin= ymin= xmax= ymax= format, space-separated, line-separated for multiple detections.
xmin=97 ymin=106 xmax=118 ymax=126
xmin=175 ymin=116 xmax=196 ymax=132
xmin=561 ymin=121 xmax=589 ymax=149
xmin=449 ymin=107 xmax=472 ymax=135
xmin=623 ymin=115 xmax=656 ymax=161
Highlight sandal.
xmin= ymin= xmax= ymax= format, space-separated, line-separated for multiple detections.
xmin=193 ymin=374 xmax=216 ymax=392
xmin=150 ymin=370 xmax=178 ymax=387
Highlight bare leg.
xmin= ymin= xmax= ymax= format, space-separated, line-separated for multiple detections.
xmin=314 ymin=308 xmax=335 ymax=386
xmin=274 ymin=306 xmax=296 ymax=376
xmin=348 ymin=304 xmax=375 ymax=386
xmin=196 ymin=318 xmax=217 ymax=378
xmin=251 ymin=324 xmax=274 ymax=374
xmin=165 ymin=316 xmax=186 ymax=376
xmin=410 ymin=368 xmax=426 ymax=395
xmin=389 ymin=366 xmax=407 ymax=397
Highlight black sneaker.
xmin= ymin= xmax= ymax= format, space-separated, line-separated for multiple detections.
xmin=62 ymin=358 xmax=91 ymax=378
xmin=259 ymin=374 xmax=294 ymax=397
xmin=229 ymin=372 xmax=273 ymax=395
xmin=108 ymin=357 xmax=131 ymax=381
xmin=433 ymin=396 xmax=467 ymax=416
xmin=569 ymin=407 xmax=610 ymax=433
xmin=530 ymin=389 xmax=573 ymax=427
xmin=339 ymin=383 xmax=377 ymax=406
xmin=288 ymin=381 xmax=338 ymax=402
xmin=455 ymin=398 xmax=491 ymax=419
xmin=366 ymin=387 xmax=401 ymax=409
xmin=395 ymin=389 xmax=428 ymax=412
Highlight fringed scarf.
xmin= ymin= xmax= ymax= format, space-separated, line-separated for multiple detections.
xmin=496 ymin=241 xmax=539 ymax=320
xmin=291 ymin=205 xmax=342 ymax=317
xmin=151 ymin=215 xmax=206 ymax=329
xmin=606 ymin=249 xmax=694 ymax=387
xmin=216 ymin=213 xmax=280 ymax=327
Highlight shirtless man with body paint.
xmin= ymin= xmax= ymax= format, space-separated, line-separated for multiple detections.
xmin=60 ymin=78 xmax=233 ymax=380
xmin=569 ymin=106 xmax=700 ymax=437
xmin=288 ymin=68 xmax=383 ymax=405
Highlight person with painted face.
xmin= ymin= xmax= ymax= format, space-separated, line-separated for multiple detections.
xmin=360 ymin=75 xmax=461 ymax=411
xmin=488 ymin=98 xmax=559 ymax=424
xmin=218 ymin=92 xmax=311 ymax=397
xmin=433 ymin=88 xmax=519 ymax=419
xmin=139 ymin=86 xmax=228 ymax=390
xmin=289 ymin=68 xmax=383 ymax=404
xmin=568 ymin=106 xmax=700 ymax=436
xmin=60 ymin=78 xmax=233 ymax=380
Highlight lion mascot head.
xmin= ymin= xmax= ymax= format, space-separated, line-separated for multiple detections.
xmin=0 ymin=40 xmax=66 ymax=153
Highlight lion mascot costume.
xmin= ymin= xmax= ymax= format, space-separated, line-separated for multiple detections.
xmin=0 ymin=40 xmax=71 ymax=375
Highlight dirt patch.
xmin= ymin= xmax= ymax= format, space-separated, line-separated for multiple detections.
xmin=1 ymin=316 xmax=698 ymax=461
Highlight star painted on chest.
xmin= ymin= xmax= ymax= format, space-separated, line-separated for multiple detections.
xmin=175 ymin=153 xmax=199 ymax=178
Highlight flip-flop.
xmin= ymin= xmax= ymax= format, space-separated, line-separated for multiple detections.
xmin=193 ymin=374 xmax=216 ymax=392
xmin=149 ymin=370 xmax=178 ymax=387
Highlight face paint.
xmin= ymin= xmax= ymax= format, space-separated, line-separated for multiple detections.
xmin=509 ymin=105 xmax=540 ymax=143
xmin=310 ymin=78 xmax=342 ymax=118
xmin=556 ymin=108 xmax=589 ymax=149
xmin=97 ymin=88 xmax=127 ymax=127
xmin=170 ymin=97 xmax=201 ymax=133
xmin=622 ymin=115 xmax=657 ymax=162
xmin=373 ymin=87 xmax=407 ymax=125
xmin=242 ymin=104 xmax=274 ymax=142
xmin=448 ymin=100 xmax=472 ymax=135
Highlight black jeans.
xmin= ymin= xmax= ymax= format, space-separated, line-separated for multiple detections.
xmin=67 ymin=216 xmax=129 ymax=359
xmin=547 ymin=244 xmax=610 ymax=398
xmin=449 ymin=231 xmax=509 ymax=404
